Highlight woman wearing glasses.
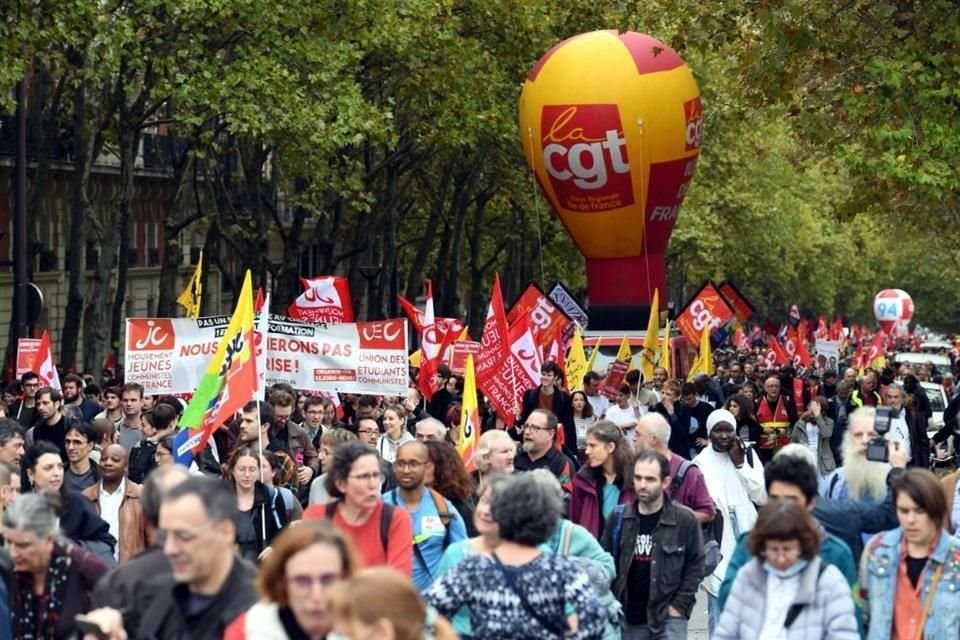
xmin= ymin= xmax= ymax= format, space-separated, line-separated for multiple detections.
xmin=304 ymin=442 xmax=413 ymax=575
xmin=225 ymin=520 xmax=360 ymax=640
xmin=715 ymin=499 xmax=858 ymax=639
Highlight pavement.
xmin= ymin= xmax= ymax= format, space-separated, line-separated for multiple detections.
xmin=689 ymin=589 xmax=710 ymax=639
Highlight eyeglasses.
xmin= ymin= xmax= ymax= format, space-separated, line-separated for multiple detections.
xmin=522 ymin=424 xmax=554 ymax=433
xmin=348 ymin=472 xmax=382 ymax=483
xmin=305 ymin=410 xmax=324 ymax=416
xmin=762 ymin=546 xmax=802 ymax=561
xmin=394 ymin=460 xmax=424 ymax=470
xmin=357 ymin=429 xmax=379 ymax=436
xmin=286 ymin=572 xmax=341 ymax=591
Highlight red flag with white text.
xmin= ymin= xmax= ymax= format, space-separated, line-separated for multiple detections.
xmin=288 ymin=276 xmax=353 ymax=323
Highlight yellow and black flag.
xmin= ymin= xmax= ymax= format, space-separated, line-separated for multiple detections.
xmin=177 ymin=250 xmax=203 ymax=318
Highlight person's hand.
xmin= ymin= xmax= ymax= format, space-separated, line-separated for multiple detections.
xmin=810 ymin=402 xmax=821 ymax=418
xmin=77 ymin=609 xmax=126 ymax=640
xmin=297 ymin=465 xmax=314 ymax=484
xmin=729 ymin=437 xmax=745 ymax=467
xmin=513 ymin=404 xmax=522 ymax=418
xmin=667 ymin=605 xmax=683 ymax=618
xmin=259 ymin=546 xmax=274 ymax=562
xmin=888 ymin=441 xmax=908 ymax=469
xmin=695 ymin=437 xmax=709 ymax=448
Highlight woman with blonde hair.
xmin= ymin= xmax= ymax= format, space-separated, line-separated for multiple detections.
xmin=472 ymin=429 xmax=516 ymax=492
xmin=327 ymin=567 xmax=458 ymax=640
xmin=225 ymin=520 xmax=361 ymax=639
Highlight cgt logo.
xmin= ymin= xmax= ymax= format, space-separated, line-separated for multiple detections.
xmin=684 ymin=97 xmax=703 ymax=151
xmin=540 ymin=104 xmax=634 ymax=211
xmin=358 ymin=320 xmax=405 ymax=350
xmin=129 ymin=319 xmax=175 ymax=351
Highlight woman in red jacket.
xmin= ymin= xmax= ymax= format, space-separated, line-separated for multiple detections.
xmin=568 ymin=420 xmax=635 ymax=539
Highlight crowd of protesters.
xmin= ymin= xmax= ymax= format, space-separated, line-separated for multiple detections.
xmin=0 ymin=336 xmax=956 ymax=639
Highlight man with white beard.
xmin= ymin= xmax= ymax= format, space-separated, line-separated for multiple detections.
xmin=820 ymin=407 xmax=889 ymax=504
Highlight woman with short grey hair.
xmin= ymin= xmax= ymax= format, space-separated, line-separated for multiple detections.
xmin=425 ymin=470 xmax=605 ymax=639
xmin=4 ymin=493 xmax=110 ymax=638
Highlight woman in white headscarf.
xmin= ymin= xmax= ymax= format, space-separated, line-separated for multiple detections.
xmin=693 ymin=408 xmax=766 ymax=633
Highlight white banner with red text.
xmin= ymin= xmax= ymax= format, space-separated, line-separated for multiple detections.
xmin=125 ymin=315 xmax=408 ymax=396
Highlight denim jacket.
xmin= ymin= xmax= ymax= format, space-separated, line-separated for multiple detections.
xmin=858 ymin=528 xmax=960 ymax=640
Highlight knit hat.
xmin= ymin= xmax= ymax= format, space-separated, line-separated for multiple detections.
xmin=706 ymin=408 xmax=737 ymax=435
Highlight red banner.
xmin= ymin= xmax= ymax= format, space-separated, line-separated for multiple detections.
xmin=288 ymin=276 xmax=354 ymax=323
xmin=718 ymin=280 xmax=755 ymax=324
xmin=15 ymin=338 xmax=41 ymax=380
xmin=507 ymin=284 xmax=572 ymax=352
xmin=449 ymin=340 xmax=481 ymax=376
xmin=675 ymin=281 xmax=735 ymax=346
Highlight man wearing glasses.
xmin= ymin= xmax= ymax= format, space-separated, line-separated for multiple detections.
xmin=384 ymin=441 xmax=467 ymax=590
xmin=11 ymin=371 xmax=40 ymax=430
xmin=514 ymin=409 xmax=575 ymax=493
xmin=80 ymin=476 xmax=257 ymax=639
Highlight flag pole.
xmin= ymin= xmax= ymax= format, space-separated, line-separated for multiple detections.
xmin=256 ymin=399 xmax=267 ymax=543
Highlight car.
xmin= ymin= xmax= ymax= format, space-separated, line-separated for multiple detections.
xmin=920 ymin=340 xmax=953 ymax=353
xmin=921 ymin=381 xmax=953 ymax=468
xmin=893 ymin=352 xmax=952 ymax=372
xmin=920 ymin=381 xmax=948 ymax=431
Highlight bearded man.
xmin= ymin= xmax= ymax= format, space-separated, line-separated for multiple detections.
xmin=820 ymin=408 xmax=889 ymax=504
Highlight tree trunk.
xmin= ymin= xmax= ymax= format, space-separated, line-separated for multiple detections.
xmin=60 ymin=83 xmax=101 ymax=369
xmin=108 ymin=125 xmax=142 ymax=361
xmin=405 ymin=166 xmax=451 ymax=300
xmin=156 ymin=132 xmax=198 ymax=318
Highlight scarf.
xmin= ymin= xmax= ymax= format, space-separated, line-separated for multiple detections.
xmin=694 ymin=446 xmax=760 ymax=594
xmin=13 ymin=540 xmax=73 ymax=640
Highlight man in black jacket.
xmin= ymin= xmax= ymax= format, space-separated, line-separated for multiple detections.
xmin=603 ymin=449 xmax=704 ymax=639
xmin=28 ymin=387 xmax=74 ymax=459
xmin=82 ymin=476 xmax=257 ymax=640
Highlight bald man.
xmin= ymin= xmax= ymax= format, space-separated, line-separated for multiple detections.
xmin=383 ymin=441 xmax=468 ymax=590
xmin=91 ymin=464 xmax=191 ymax=608
xmin=83 ymin=444 xmax=150 ymax=562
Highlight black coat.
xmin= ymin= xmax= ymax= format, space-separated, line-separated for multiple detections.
xmin=652 ymin=402 xmax=693 ymax=459
xmin=59 ymin=490 xmax=116 ymax=565
xmin=133 ymin=557 xmax=258 ymax=640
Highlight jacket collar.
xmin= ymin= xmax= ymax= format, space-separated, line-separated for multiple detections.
xmin=873 ymin=527 xmax=954 ymax=563
xmin=627 ymin=495 xmax=678 ymax=526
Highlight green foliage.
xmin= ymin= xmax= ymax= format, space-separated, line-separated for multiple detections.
xmin=2 ymin=0 xmax=959 ymax=333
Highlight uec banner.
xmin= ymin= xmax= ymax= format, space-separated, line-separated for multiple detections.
xmin=125 ymin=315 xmax=408 ymax=396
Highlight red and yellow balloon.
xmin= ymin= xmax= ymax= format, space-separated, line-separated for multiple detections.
xmin=519 ymin=31 xmax=702 ymax=311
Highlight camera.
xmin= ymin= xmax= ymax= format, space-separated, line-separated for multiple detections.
xmin=866 ymin=406 xmax=894 ymax=463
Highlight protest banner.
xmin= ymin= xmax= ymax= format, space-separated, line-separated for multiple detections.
xmin=548 ymin=281 xmax=588 ymax=337
xmin=674 ymin=281 xmax=736 ymax=346
xmin=449 ymin=340 xmax=481 ymax=376
xmin=15 ymin=338 xmax=41 ymax=379
xmin=125 ymin=315 xmax=408 ymax=396
xmin=815 ymin=339 xmax=841 ymax=371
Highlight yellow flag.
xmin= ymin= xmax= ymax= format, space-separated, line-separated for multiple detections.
xmin=585 ymin=338 xmax=600 ymax=373
xmin=177 ymin=250 xmax=203 ymax=319
xmin=409 ymin=349 xmax=422 ymax=367
xmin=687 ymin=326 xmax=714 ymax=381
xmin=565 ymin=325 xmax=587 ymax=391
xmin=640 ymin=289 xmax=659 ymax=381
xmin=457 ymin=355 xmax=479 ymax=472
xmin=615 ymin=335 xmax=632 ymax=370
xmin=659 ymin=321 xmax=672 ymax=378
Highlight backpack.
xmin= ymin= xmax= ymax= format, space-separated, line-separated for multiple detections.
xmin=263 ymin=486 xmax=284 ymax=530
xmin=554 ymin=522 xmax=625 ymax=640
xmin=391 ymin=488 xmax=458 ymax=579
xmin=325 ymin=499 xmax=396 ymax=554
xmin=669 ymin=460 xmax=722 ymax=578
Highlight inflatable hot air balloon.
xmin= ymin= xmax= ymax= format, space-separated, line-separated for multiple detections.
xmin=519 ymin=31 xmax=702 ymax=328
xmin=873 ymin=289 xmax=914 ymax=335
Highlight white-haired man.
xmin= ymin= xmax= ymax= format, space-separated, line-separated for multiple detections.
xmin=635 ymin=413 xmax=715 ymax=524
xmin=415 ymin=417 xmax=448 ymax=443
xmin=821 ymin=407 xmax=889 ymax=504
